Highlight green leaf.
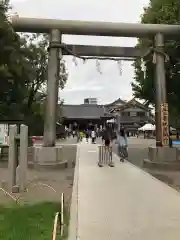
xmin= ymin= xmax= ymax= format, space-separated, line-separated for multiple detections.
xmin=133 ymin=0 xmax=180 ymax=126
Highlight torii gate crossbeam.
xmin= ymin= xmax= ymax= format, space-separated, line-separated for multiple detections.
xmin=12 ymin=17 xmax=180 ymax=37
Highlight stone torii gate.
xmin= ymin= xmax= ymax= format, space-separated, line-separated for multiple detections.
xmin=11 ymin=16 xmax=180 ymax=163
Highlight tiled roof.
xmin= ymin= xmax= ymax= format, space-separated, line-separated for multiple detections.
xmin=110 ymin=98 xmax=151 ymax=113
xmin=105 ymin=98 xmax=126 ymax=107
xmin=61 ymin=104 xmax=112 ymax=119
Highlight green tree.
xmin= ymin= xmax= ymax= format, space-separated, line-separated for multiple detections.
xmin=21 ymin=33 xmax=68 ymax=111
xmin=0 ymin=0 xmax=28 ymax=119
xmin=132 ymin=0 xmax=180 ymax=125
xmin=0 ymin=1 xmax=68 ymax=133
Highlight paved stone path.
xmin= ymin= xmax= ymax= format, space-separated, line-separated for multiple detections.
xmin=68 ymin=143 xmax=180 ymax=240
xmin=112 ymin=137 xmax=154 ymax=167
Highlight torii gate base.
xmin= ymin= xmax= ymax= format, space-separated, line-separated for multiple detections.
xmin=143 ymin=147 xmax=180 ymax=170
xmin=11 ymin=17 xmax=180 ymax=168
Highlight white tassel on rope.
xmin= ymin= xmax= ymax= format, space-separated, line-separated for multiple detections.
xmin=96 ymin=59 xmax=102 ymax=74
xmin=72 ymin=56 xmax=78 ymax=66
xmin=141 ymin=58 xmax=146 ymax=79
xmin=117 ymin=60 xmax=123 ymax=76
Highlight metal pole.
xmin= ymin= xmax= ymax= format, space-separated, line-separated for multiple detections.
xmin=43 ymin=29 xmax=61 ymax=147
xmin=154 ymin=33 xmax=168 ymax=147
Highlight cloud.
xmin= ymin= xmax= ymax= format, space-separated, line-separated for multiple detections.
xmin=11 ymin=0 xmax=150 ymax=104
xmin=11 ymin=0 xmax=28 ymax=2
xmin=63 ymin=85 xmax=103 ymax=92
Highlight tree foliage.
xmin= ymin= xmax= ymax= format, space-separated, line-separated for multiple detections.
xmin=132 ymin=0 xmax=180 ymax=125
xmin=0 ymin=1 xmax=68 ymax=134
xmin=0 ymin=0 xmax=26 ymax=119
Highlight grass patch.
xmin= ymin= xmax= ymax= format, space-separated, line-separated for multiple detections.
xmin=0 ymin=202 xmax=69 ymax=240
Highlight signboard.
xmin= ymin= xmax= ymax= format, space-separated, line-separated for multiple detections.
xmin=0 ymin=124 xmax=8 ymax=145
xmin=160 ymin=103 xmax=169 ymax=146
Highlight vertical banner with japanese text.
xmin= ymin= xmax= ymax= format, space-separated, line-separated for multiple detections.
xmin=160 ymin=103 xmax=169 ymax=146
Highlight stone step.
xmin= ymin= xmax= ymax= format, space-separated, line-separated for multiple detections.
xmin=28 ymin=161 xmax=68 ymax=170
xmin=143 ymin=158 xmax=180 ymax=170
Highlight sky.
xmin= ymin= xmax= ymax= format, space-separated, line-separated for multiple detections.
xmin=10 ymin=0 xmax=150 ymax=105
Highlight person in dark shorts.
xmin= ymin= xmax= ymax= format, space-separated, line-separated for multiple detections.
xmin=102 ymin=127 xmax=111 ymax=145
xmin=104 ymin=138 xmax=110 ymax=146
xmin=100 ymin=127 xmax=114 ymax=167
xmin=85 ymin=130 xmax=89 ymax=143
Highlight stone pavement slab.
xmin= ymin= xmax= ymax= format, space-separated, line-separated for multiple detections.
xmin=68 ymin=143 xmax=180 ymax=240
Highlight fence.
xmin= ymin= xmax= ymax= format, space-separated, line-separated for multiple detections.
xmin=52 ymin=193 xmax=65 ymax=240
xmin=98 ymin=145 xmax=113 ymax=166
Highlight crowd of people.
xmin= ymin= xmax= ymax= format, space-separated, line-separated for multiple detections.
xmin=73 ymin=128 xmax=101 ymax=144
xmin=65 ymin=126 xmax=128 ymax=162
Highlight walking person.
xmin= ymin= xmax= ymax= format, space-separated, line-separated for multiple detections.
xmin=72 ymin=130 xmax=76 ymax=138
xmin=79 ymin=131 xmax=83 ymax=142
xmin=77 ymin=131 xmax=80 ymax=143
xmin=91 ymin=130 xmax=96 ymax=144
xmin=117 ymin=128 xmax=128 ymax=162
xmin=99 ymin=126 xmax=114 ymax=167
xmin=85 ymin=129 xmax=89 ymax=143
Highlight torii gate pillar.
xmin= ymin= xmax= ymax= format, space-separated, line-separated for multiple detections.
xmin=154 ymin=33 xmax=169 ymax=147
xmin=43 ymin=29 xmax=61 ymax=147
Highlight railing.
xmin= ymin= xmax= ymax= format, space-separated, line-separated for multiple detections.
xmin=52 ymin=193 xmax=65 ymax=240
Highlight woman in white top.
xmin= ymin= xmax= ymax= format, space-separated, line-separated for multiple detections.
xmin=91 ymin=130 xmax=96 ymax=144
